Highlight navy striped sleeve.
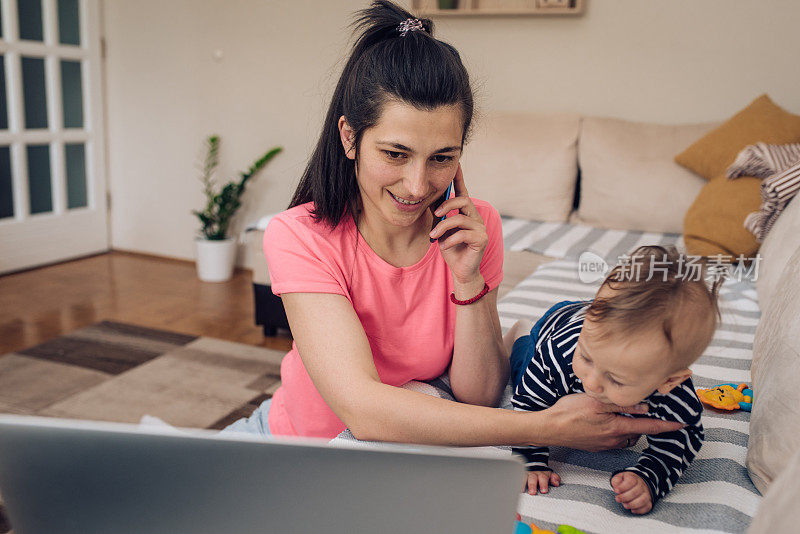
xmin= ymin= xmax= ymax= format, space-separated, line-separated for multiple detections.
xmin=612 ymin=379 xmax=705 ymax=504
xmin=511 ymin=302 xmax=589 ymax=471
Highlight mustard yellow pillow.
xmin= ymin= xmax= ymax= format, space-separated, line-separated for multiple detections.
xmin=676 ymin=95 xmax=800 ymax=180
xmin=683 ymin=175 xmax=762 ymax=258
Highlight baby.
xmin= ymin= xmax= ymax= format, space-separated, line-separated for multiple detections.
xmin=510 ymin=245 xmax=722 ymax=515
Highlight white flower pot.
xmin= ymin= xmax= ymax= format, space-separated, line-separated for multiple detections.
xmin=195 ymin=237 xmax=237 ymax=282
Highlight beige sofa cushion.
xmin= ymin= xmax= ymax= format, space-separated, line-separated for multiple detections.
xmin=575 ymin=117 xmax=717 ymax=233
xmin=498 ymin=250 xmax=556 ymax=300
xmin=747 ymin=448 xmax=800 ymax=533
xmin=675 ymin=94 xmax=800 ymax=181
xmin=755 ymin=196 xmax=800 ymax=311
xmin=250 ymin=229 xmax=270 ymax=285
xmin=746 ymin=244 xmax=800 ymax=494
xmin=461 ymin=113 xmax=579 ymax=222
xmin=682 ymin=174 xmax=761 ymax=258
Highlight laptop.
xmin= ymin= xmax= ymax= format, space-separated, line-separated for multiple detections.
xmin=0 ymin=415 xmax=524 ymax=534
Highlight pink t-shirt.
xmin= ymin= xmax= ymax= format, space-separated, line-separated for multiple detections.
xmin=264 ymin=199 xmax=504 ymax=438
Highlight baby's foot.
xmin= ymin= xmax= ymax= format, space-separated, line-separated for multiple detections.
xmin=524 ymin=469 xmax=561 ymax=495
xmin=610 ymin=471 xmax=652 ymax=514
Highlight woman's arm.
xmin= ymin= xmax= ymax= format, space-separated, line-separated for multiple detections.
xmin=282 ymin=292 xmax=683 ymax=447
xmin=449 ymin=280 xmax=507 ymax=407
xmin=429 ymin=165 xmax=507 ymax=407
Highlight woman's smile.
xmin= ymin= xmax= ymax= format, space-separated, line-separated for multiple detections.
xmin=388 ymin=190 xmax=425 ymax=209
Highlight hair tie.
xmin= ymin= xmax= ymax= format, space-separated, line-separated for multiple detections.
xmin=397 ymin=18 xmax=424 ymax=37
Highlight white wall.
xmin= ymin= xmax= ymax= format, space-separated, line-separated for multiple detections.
xmin=103 ymin=0 xmax=359 ymax=267
xmin=439 ymin=0 xmax=800 ymax=123
xmin=102 ymin=0 xmax=800 ymax=269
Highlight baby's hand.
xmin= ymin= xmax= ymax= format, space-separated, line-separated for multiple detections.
xmin=610 ymin=471 xmax=652 ymax=514
xmin=524 ymin=469 xmax=561 ymax=495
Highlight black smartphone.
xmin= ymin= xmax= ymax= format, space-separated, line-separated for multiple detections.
xmin=430 ymin=181 xmax=453 ymax=241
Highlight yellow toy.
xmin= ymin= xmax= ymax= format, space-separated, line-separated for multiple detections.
xmin=514 ymin=520 xmax=546 ymax=534
xmin=530 ymin=523 xmax=555 ymax=534
xmin=522 ymin=521 xmax=585 ymax=534
xmin=696 ymin=383 xmax=753 ymax=411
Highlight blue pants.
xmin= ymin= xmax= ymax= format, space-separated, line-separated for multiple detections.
xmin=220 ymin=398 xmax=273 ymax=437
xmin=509 ymin=301 xmax=584 ymax=388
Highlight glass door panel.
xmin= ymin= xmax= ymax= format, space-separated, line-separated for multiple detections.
xmin=21 ymin=56 xmax=48 ymax=128
xmin=0 ymin=56 xmax=8 ymax=129
xmin=57 ymin=0 xmax=80 ymax=45
xmin=0 ymin=147 xmax=12 ymax=219
xmin=60 ymin=59 xmax=83 ymax=127
xmin=26 ymin=144 xmax=51 ymax=214
xmin=65 ymin=142 xmax=86 ymax=209
xmin=17 ymin=0 xmax=43 ymax=41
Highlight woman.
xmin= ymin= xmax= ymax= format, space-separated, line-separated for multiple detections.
xmin=226 ymin=0 xmax=682 ymax=448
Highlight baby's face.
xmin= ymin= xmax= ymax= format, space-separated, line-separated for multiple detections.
xmin=572 ymin=319 xmax=678 ymax=407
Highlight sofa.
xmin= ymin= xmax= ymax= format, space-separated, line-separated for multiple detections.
xmin=249 ymin=111 xmax=800 ymax=533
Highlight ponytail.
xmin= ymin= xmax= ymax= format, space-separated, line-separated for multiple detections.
xmin=289 ymin=0 xmax=474 ymax=228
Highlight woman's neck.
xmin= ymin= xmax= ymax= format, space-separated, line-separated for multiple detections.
xmin=356 ymin=207 xmax=434 ymax=268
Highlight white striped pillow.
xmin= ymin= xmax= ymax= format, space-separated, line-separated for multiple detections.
xmin=745 ymin=160 xmax=800 ymax=241
xmin=727 ymin=142 xmax=800 ymax=179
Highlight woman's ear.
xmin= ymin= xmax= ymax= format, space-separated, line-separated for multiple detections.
xmin=338 ymin=116 xmax=356 ymax=160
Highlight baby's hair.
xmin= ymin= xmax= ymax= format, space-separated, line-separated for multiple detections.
xmin=585 ymin=245 xmax=723 ymax=367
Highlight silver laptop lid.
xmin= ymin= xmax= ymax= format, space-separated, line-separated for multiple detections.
xmin=0 ymin=415 xmax=523 ymax=534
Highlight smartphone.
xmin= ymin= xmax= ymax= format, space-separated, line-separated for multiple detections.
xmin=430 ymin=181 xmax=453 ymax=242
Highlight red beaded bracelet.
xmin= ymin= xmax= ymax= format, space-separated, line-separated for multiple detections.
xmin=450 ymin=282 xmax=490 ymax=305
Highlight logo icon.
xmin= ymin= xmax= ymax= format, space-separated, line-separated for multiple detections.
xmin=578 ymin=251 xmax=609 ymax=284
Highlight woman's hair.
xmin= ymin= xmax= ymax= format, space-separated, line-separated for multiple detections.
xmin=585 ymin=245 xmax=723 ymax=366
xmin=289 ymin=0 xmax=474 ymax=228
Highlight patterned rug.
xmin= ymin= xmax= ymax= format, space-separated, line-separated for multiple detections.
xmin=0 ymin=320 xmax=286 ymax=533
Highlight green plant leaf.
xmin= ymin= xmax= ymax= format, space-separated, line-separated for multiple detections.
xmin=193 ymin=139 xmax=283 ymax=239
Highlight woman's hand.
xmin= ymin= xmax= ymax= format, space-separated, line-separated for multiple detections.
xmin=539 ymin=394 xmax=685 ymax=452
xmin=429 ymin=164 xmax=488 ymax=285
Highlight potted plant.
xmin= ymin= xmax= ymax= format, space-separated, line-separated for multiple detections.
xmin=193 ymin=135 xmax=282 ymax=282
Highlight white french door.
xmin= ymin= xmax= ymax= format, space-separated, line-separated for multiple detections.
xmin=0 ymin=0 xmax=107 ymax=275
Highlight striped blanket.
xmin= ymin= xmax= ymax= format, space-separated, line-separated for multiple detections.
xmin=501 ymin=216 xmax=683 ymax=262
xmin=495 ymin=258 xmax=760 ymax=533
xmin=745 ymin=164 xmax=800 ymax=242
xmin=725 ymin=142 xmax=800 ymax=242
xmin=334 ymin=223 xmax=761 ymax=532
xmin=726 ymin=142 xmax=800 ymax=179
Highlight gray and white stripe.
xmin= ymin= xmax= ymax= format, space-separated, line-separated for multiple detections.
xmin=502 ymin=216 xmax=682 ymax=262
xmin=726 ymin=142 xmax=800 ymax=179
xmin=495 ymin=257 xmax=760 ymax=532
xmin=334 ymin=227 xmax=761 ymax=532
xmin=744 ymin=161 xmax=800 ymax=242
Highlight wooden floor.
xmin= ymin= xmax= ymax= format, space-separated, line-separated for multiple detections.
xmin=0 ymin=251 xmax=293 ymax=533
xmin=0 ymin=251 xmax=293 ymax=355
